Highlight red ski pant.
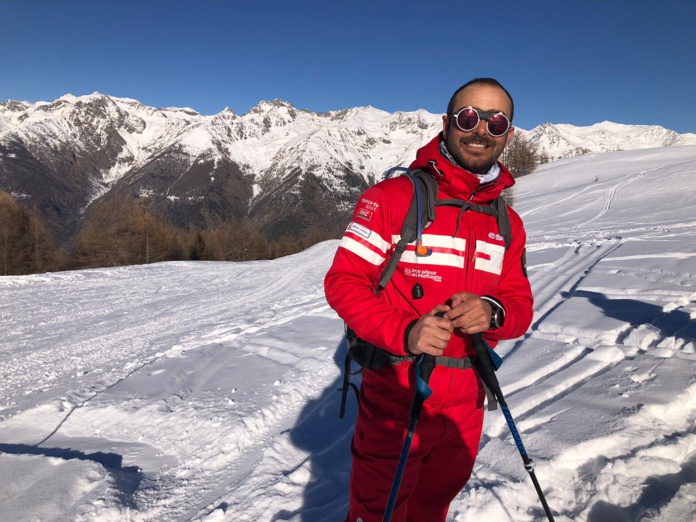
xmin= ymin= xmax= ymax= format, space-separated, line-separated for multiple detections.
xmin=346 ymin=364 xmax=485 ymax=522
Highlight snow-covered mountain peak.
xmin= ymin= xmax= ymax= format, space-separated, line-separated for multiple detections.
xmin=386 ymin=110 xmax=440 ymax=133
xmin=327 ymin=106 xmax=390 ymax=126
xmin=2 ymin=91 xmax=694 ymax=248
xmin=161 ymin=106 xmax=201 ymax=117
xmin=217 ymin=107 xmax=238 ymax=117
xmin=676 ymin=132 xmax=696 ymax=145
xmin=246 ymin=99 xmax=301 ymax=117
xmin=0 ymin=100 xmax=31 ymax=112
xmin=520 ymin=120 xmax=692 ymax=160
xmin=240 ymin=99 xmax=312 ymax=133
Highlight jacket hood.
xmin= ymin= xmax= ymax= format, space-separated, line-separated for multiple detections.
xmin=408 ymin=134 xmax=515 ymax=203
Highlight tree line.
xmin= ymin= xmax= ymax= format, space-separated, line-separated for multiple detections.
xmin=0 ymin=192 xmax=339 ymax=276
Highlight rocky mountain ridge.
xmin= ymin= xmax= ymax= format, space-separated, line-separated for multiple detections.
xmin=1 ymin=93 xmax=694 ymax=247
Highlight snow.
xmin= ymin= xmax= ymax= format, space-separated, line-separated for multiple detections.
xmin=1 ymin=145 xmax=696 ymax=521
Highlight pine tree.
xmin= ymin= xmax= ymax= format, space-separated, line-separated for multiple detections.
xmin=501 ymin=133 xmax=542 ymax=177
xmin=0 ymin=191 xmax=64 ymax=275
xmin=74 ymin=197 xmax=185 ymax=268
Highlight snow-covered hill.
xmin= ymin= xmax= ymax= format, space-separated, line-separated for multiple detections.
xmin=1 ymin=145 xmax=695 ymax=521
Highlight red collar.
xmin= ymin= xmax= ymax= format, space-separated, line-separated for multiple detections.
xmin=409 ymin=134 xmax=515 ymax=203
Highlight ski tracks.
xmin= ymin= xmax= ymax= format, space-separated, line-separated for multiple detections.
xmin=527 ymin=239 xmax=624 ymax=330
xmin=467 ymin=197 xmax=696 ymax=520
xmin=108 ymin=247 xmax=346 ymax=521
xmin=0 ymin=243 xmax=349 ymax=521
xmin=578 ymin=170 xmax=647 ymax=226
xmin=520 ymin=169 xmax=649 ymax=224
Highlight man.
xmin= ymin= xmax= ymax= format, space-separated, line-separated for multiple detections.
xmin=324 ymin=78 xmax=534 ymax=522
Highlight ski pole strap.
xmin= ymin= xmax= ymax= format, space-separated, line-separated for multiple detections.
xmin=410 ymin=354 xmax=435 ymax=420
xmin=482 ymin=382 xmax=498 ymax=411
xmin=338 ymin=353 xmax=360 ymax=419
xmin=471 ymin=333 xmax=502 ymax=411
xmin=415 ymin=354 xmax=435 ymax=396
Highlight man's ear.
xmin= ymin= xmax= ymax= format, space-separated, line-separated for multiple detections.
xmin=442 ymin=115 xmax=449 ymax=139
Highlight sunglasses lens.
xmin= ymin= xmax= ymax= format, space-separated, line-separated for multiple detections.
xmin=487 ymin=114 xmax=510 ymax=136
xmin=456 ymin=108 xmax=479 ymax=131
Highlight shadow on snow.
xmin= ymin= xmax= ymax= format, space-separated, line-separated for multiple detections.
xmin=271 ymin=335 xmax=356 ymax=521
xmin=0 ymin=442 xmax=143 ymax=508
xmin=568 ymin=290 xmax=694 ymax=345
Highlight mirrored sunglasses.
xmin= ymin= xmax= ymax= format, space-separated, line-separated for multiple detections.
xmin=450 ymin=106 xmax=511 ymax=137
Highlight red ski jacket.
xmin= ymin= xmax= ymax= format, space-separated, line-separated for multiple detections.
xmin=325 ymin=134 xmax=533 ymax=361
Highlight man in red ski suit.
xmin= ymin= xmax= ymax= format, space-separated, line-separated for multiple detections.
xmin=325 ymin=78 xmax=534 ymax=521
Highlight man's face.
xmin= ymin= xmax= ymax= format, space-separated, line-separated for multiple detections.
xmin=442 ymin=84 xmax=514 ymax=174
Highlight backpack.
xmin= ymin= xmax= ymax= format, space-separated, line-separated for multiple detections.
xmin=338 ymin=167 xmax=511 ymax=419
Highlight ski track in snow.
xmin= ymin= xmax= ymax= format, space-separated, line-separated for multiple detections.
xmin=461 ymin=155 xmax=696 ymax=521
xmin=119 ymin=250 xmax=341 ymax=521
xmin=0 ymin=247 xmax=347 ymax=521
xmin=579 ymin=170 xmax=648 ymax=225
xmin=1 ymin=146 xmax=696 ymax=521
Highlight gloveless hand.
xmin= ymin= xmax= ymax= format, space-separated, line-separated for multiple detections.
xmin=406 ymin=305 xmax=453 ymax=356
xmin=445 ymin=292 xmax=492 ymax=334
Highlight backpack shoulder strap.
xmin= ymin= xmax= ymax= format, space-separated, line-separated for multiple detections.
xmin=376 ymin=169 xmax=437 ymax=293
xmin=493 ymin=196 xmax=512 ymax=249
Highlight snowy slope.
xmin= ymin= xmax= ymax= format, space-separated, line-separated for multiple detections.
xmin=0 ymin=145 xmax=695 ymax=521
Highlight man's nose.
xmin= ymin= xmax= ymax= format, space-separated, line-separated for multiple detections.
xmin=473 ymin=118 xmax=488 ymax=136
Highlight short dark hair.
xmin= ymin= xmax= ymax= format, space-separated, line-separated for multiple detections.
xmin=446 ymin=78 xmax=515 ymax=122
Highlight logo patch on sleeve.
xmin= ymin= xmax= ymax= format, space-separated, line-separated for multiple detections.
xmin=347 ymin=222 xmax=372 ymax=239
xmin=357 ymin=208 xmax=373 ymax=222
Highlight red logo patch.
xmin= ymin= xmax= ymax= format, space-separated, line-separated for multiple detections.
xmin=357 ymin=208 xmax=373 ymax=222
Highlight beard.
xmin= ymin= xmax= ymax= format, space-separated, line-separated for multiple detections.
xmin=445 ymin=133 xmax=505 ymax=174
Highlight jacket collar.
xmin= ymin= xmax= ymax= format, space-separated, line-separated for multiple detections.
xmin=408 ymin=134 xmax=515 ymax=203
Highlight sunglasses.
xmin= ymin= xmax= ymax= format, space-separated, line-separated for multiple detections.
xmin=450 ymin=106 xmax=511 ymax=137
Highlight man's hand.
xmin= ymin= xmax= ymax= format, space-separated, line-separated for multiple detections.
xmin=445 ymin=292 xmax=492 ymax=334
xmin=406 ymin=305 xmax=453 ymax=356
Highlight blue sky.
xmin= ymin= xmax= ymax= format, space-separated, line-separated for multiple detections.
xmin=2 ymin=0 xmax=694 ymax=133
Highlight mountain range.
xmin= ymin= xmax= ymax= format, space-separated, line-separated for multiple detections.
xmin=1 ymin=93 xmax=694 ymax=247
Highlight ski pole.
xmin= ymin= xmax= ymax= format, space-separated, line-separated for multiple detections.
xmin=382 ymin=352 xmax=436 ymax=522
xmin=471 ymin=333 xmax=556 ymax=522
